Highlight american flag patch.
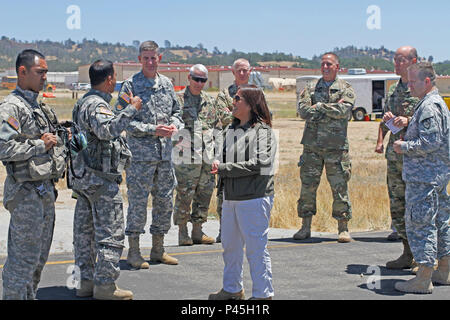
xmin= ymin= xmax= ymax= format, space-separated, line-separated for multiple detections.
xmin=7 ymin=116 xmax=19 ymax=131
xmin=120 ymin=92 xmax=131 ymax=104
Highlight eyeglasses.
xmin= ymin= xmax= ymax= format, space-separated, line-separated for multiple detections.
xmin=191 ymin=76 xmax=207 ymax=83
xmin=233 ymin=95 xmax=243 ymax=102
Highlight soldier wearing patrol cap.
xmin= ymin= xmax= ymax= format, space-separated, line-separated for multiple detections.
xmin=71 ymin=59 xmax=143 ymax=300
xmin=294 ymin=52 xmax=356 ymax=243
xmin=0 ymin=49 xmax=68 ymax=299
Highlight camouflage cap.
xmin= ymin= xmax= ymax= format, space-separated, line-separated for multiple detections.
xmin=139 ymin=41 xmax=159 ymax=53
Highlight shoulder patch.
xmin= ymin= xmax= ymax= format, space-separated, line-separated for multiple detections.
xmin=7 ymin=116 xmax=20 ymax=131
xmin=120 ymin=92 xmax=131 ymax=104
xmin=98 ymin=106 xmax=114 ymax=116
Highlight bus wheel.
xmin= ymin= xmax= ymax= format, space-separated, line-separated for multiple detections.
xmin=353 ymin=108 xmax=366 ymax=121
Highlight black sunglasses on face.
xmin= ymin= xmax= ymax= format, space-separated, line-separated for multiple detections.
xmin=191 ymin=76 xmax=207 ymax=83
xmin=233 ymin=95 xmax=243 ymax=102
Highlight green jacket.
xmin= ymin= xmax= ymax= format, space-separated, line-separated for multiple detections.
xmin=218 ymin=120 xmax=276 ymax=201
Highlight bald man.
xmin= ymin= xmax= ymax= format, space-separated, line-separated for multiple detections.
xmin=375 ymin=46 xmax=420 ymax=270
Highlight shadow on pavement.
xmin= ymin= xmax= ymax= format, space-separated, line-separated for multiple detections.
xmin=346 ymin=264 xmax=412 ymax=277
xmin=37 ymin=286 xmax=84 ymax=300
xmin=357 ymin=279 xmax=406 ymax=297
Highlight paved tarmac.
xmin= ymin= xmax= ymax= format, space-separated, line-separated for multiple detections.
xmin=0 ymin=194 xmax=449 ymax=302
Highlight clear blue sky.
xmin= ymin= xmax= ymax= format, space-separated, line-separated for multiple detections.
xmin=2 ymin=0 xmax=449 ymax=62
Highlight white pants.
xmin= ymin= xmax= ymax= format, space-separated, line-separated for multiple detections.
xmin=221 ymin=196 xmax=274 ymax=299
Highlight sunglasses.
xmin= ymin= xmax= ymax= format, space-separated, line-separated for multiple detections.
xmin=233 ymin=95 xmax=243 ymax=102
xmin=191 ymin=76 xmax=207 ymax=83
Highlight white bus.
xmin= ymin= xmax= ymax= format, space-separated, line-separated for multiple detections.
xmin=296 ymin=74 xmax=400 ymax=121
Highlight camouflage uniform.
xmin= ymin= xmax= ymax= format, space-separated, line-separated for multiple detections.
xmin=382 ymin=80 xmax=419 ymax=240
xmin=173 ymin=87 xmax=223 ymax=225
xmin=400 ymin=89 xmax=450 ymax=268
xmin=214 ymin=83 xmax=242 ymax=221
xmin=115 ymin=72 xmax=183 ymax=236
xmin=72 ymin=89 xmax=137 ymax=285
xmin=297 ymin=77 xmax=356 ymax=220
xmin=0 ymin=86 xmax=67 ymax=300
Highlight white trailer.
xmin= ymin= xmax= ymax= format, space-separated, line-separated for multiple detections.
xmin=296 ymin=74 xmax=400 ymax=121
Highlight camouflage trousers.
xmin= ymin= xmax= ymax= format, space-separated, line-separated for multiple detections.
xmin=297 ymin=147 xmax=352 ymax=220
xmin=73 ymin=172 xmax=125 ymax=285
xmin=2 ymin=181 xmax=56 ymax=300
xmin=173 ymin=162 xmax=215 ymax=225
xmin=386 ymin=159 xmax=407 ymax=240
xmin=405 ymin=182 xmax=450 ymax=268
xmin=125 ymin=160 xmax=176 ymax=236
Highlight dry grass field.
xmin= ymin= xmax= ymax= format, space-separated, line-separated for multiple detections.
xmin=1 ymin=89 xmax=443 ymax=234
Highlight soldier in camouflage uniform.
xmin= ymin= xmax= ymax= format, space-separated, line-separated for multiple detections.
xmin=115 ymin=41 xmax=184 ymax=267
xmin=294 ymin=53 xmax=355 ymax=243
xmin=0 ymin=50 xmax=67 ymax=299
xmin=393 ymin=62 xmax=450 ymax=294
xmin=173 ymin=64 xmax=226 ymax=245
xmin=72 ymin=60 xmax=142 ymax=300
xmin=214 ymin=58 xmax=251 ymax=242
xmin=375 ymin=46 xmax=419 ymax=269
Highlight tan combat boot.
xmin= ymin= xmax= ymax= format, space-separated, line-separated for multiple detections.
xmin=293 ymin=216 xmax=312 ymax=240
xmin=386 ymin=239 xmax=414 ymax=269
xmin=127 ymin=236 xmax=150 ymax=269
xmin=178 ymin=223 xmax=193 ymax=246
xmin=394 ymin=264 xmax=434 ymax=294
xmin=192 ymin=223 xmax=215 ymax=245
xmin=208 ymin=288 xmax=245 ymax=300
xmin=76 ymin=280 xmax=94 ymax=298
xmin=93 ymin=283 xmax=133 ymax=300
xmin=432 ymin=255 xmax=450 ymax=285
xmin=337 ymin=220 xmax=352 ymax=243
xmin=150 ymin=234 xmax=178 ymax=265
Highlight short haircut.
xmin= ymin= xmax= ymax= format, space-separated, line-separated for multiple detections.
xmin=232 ymin=58 xmax=250 ymax=70
xmin=139 ymin=40 xmax=159 ymax=54
xmin=322 ymin=52 xmax=340 ymax=64
xmin=189 ymin=64 xmax=208 ymax=78
xmin=408 ymin=62 xmax=436 ymax=85
xmin=15 ymin=49 xmax=45 ymax=74
xmin=89 ymin=59 xmax=115 ymax=86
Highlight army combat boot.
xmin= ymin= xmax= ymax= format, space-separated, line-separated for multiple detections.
xmin=192 ymin=223 xmax=215 ymax=244
xmin=394 ymin=264 xmax=434 ymax=294
xmin=93 ymin=283 xmax=133 ymax=300
xmin=293 ymin=216 xmax=312 ymax=240
xmin=150 ymin=234 xmax=178 ymax=265
xmin=127 ymin=236 xmax=150 ymax=269
xmin=337 ymin=220 xmax=352 ymax=243
xmin=208 ymin=288 xmax=245 ymax=300
xmin=432 ymin=255 xmax=450 ymax=285
xmin=178 ymin=223 xmax=193 ymax=246
xmin=386 ymin=239 xmax=414 ymax=269
xmin=76 ymin=280 xmax=94 ymax=298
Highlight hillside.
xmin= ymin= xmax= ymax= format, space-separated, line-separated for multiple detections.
xmin=1 ymin=37 xmax=449 ymax=75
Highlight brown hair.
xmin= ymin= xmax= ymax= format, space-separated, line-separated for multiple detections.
xmin=408 ymin=62 xmax=436 ymax=85
xmin=237 ymin=84 xmax=272 ymax=127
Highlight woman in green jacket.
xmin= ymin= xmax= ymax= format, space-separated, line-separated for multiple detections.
xmin=209 ymin=85 xmax=276 ymax=300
